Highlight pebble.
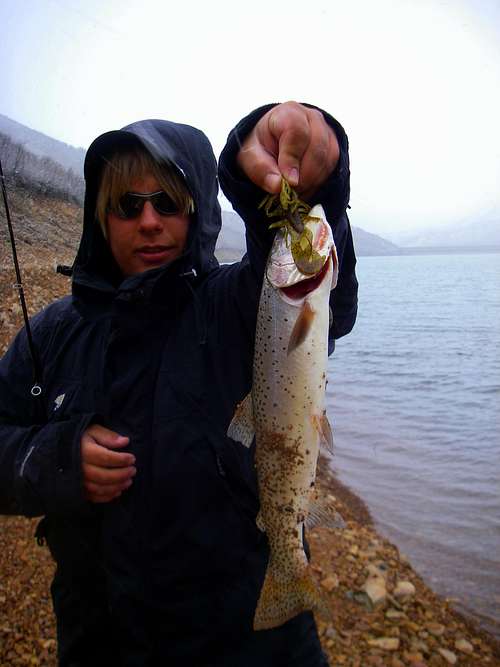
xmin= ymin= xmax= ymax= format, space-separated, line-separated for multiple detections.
xmin=394 ymin=580 xmax=416 ymax=599
xmin=321 ymin=574 xmax=339 ymax=592
xmin=404 ymin=651 xmax=425 ymax=663
xmin=367 ymin=637 xmax=400 ymax=651
xmin=437 ymin=648 xmax=457 ymax=664
xmin=391 ymin=658 xmax=405 ymax=667
xmin=386 ymin=608 xmax=406 ymax=621
xmin=454 ymin=638 xmax=473 ymax=654
xmin=366 ymin=562 xmax=388 ymax=579
xmin=363 ymin=575 xmax=387 ymax=606
xmin=426 ymin=622 xmax=445 ymax=637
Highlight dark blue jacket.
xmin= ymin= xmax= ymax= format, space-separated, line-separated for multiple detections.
xmin=0 ymin=105 xmax=357 ymax=666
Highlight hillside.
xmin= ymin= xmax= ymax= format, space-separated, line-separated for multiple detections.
xmin=0 ymin=113 xmax=85 ymax=176
xmin=0 ymin=184 xmax=82 ymax=270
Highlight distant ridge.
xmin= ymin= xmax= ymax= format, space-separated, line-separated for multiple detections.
xmin=351 ymin=225 xmax=400 ymax=256
xmin=217 ymin=211 xmax=401 ymax=258
xmin=0 ymin=113 xmax=85 ymax=176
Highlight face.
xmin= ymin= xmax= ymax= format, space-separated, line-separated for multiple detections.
xmin=106 ymin=174 xmax=190 ymax=277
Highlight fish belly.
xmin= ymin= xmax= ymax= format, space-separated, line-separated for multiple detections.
xmin=252 ymin=267 xmax=331 ymax=630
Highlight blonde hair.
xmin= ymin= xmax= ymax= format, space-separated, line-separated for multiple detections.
xmin=95 ymin=144 xmax=194 ymax=238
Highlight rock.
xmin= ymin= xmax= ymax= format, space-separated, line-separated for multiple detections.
xmin=321 ymin=574 xmax=339 ymax=592
xmin=394 ymin=580 xmax=416 ymax=599
xmin=386 ymin=608 xmax=406 ymax=621
xmin=437 ymin=648 xmax=457 ymax=664
xmin=410 ymin=639 xmax=430 ymax=655
xmin=367 ymin=637 xmax=400 ymax=651
xmin=346 ymin=590 xmax=374 ymax=611
xmin=426 ymin=622 xmax=445 ymax=637
xmin=404 ymin=651 xmax=425 ymax=663
xmin=454 ymin=638 xmax=473 ymax=654
xmin=366 ymin=562 xmax=389 ymax=579
xmin=363 ymin=575 xmax=387 ymax=606
xmin=391 ymin=658 xmax=405 ymax=667
xmin=366 ymin=656 xmax=384 ymax=666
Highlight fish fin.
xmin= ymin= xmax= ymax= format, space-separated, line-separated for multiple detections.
xmin=253 ymin=561 xmax=330 ymax=631
xmin=256 ymin=510 xmax=266 ymax=533
xmin=305 ymin=497 xmax=346 ymax=531
xmin=227 ymin=392 xmax=255 ymax=448
xmin=319 ymin=412 xmax=334 ymax=454
xmin=311 ymin=412 xmax=335 ymax=454
xmin=287 ymin=301 xmax=315 ymax=355
xmin=330 ymin=241 xmax=339 ymax=290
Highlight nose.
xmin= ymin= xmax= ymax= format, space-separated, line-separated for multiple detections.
xmin=137 ymin=201 xmax=163 ymax=232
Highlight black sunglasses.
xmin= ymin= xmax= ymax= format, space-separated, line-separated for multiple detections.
xmin=111 ymin=190 xmax=180 ymax=219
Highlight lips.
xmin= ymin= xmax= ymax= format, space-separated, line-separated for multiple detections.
xmin=135 ymin=245 xmax=174 ymax=264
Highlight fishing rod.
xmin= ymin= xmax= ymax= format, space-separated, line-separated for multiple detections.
xmin=0 ymin=157 xmax=43 ymax=396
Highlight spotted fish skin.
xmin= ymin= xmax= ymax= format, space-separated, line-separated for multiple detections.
xmin=228 ymin=205 xmax=338 ymax=631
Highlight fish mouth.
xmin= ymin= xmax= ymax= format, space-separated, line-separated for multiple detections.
xmin=280 ymin=254 xmax=332 ymax=300
xmin=267 ymin=205 xmax=336 ymax=291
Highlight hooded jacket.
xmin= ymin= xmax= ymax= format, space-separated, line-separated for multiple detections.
xmin=0 ymin=105 xmax=357 ymax=666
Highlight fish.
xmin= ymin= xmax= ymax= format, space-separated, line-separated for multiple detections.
xmin=228 ymin=203 xmax=340 ymax=631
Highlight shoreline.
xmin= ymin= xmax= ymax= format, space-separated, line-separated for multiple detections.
xmin=312 ymin=454 xmax=500 ymax=665
xmin=2 ymin=460 xmax=499 ymax=666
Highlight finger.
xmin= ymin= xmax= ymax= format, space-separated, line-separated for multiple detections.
xmin=82 ymin=461 xmax=136 ymax=486
xmin=237 ymin=139 xmax=282 ymax=194
xmin=297 ymin=110 xmax=340 ymax=197
xmin=81 ymin=438 xmax=136 ymax=469
xmin=84 ymin=479 xmax=132 ymax=503
xmin=85 ymin=424 xmax=130 ymax=449
xmin=268 ymin=103 xmax=311 ymax=187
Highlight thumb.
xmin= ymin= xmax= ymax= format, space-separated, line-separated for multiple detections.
xmin=276 ymin=127 xmax=307 ymax=188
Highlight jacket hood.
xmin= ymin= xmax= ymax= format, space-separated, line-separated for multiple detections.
xmin=73 ymin=119 xmax=221 ymax=295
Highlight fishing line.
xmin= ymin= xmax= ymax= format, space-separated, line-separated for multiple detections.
xmin=0 ymin=157 xmax=43 ymax=396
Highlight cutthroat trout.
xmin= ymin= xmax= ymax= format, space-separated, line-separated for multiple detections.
xmin=228 ymin=203 xmax=339 ymax=630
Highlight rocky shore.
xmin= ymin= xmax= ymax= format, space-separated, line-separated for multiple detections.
xmin=1 ymin=456 xmax=499 ymax=666
xmin=1 ymin=188 xmax=499 ymax=665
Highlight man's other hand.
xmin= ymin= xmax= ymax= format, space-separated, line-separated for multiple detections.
xmin=81 ymin=424 xmax=136 ymax=503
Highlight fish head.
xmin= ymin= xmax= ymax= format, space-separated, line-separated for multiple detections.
xmin=266 ymin=205 xmax=338 ymax=303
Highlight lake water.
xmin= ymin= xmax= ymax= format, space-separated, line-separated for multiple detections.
xmin=327 ymin=252 xmax=500 ymax=638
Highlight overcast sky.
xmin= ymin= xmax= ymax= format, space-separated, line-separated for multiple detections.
xmin=1 ymin=0 xmax=499 ymax=238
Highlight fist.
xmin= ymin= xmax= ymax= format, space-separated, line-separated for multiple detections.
xmin=237 ymin=101 xmax=340 ymax=200
xmin=81 ymin=424 xmax=136 ymax=503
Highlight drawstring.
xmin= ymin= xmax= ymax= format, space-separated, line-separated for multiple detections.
xmin=179 ymin=268 xmax=207 ymax=346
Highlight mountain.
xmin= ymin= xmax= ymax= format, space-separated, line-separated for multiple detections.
xmin=217 ymin=210 xmax=400 ymax=259
xmin=350 ymin=225 xmax=400 ymax=256
xmin=0 ymin=114 xmax=85 ymax=176
xmin=389 ymin=215 xmax=500 ymax=248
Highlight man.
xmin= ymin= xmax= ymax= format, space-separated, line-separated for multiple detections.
xmin=0 ymin=102 xmax=357 ymax=666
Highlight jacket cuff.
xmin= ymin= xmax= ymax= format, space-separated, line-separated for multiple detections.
xmin=16 ymin=413 xmax=97 ymax=516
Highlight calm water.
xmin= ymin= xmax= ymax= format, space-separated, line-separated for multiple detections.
xmin=327 ymin=253 xmax=500 ymax=638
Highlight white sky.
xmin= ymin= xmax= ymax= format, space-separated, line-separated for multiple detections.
xmin=1 ymin=0 xmax=499 ymax=237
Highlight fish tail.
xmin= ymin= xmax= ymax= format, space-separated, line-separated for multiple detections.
xmin=253 ymin=562 xmax=330 ymax=631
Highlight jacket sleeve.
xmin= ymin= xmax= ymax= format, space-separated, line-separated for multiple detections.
xmin=217 ymin=103 xmax=358 ymax=352
xmin=0 ymin=320 xmax=92 ymax=517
